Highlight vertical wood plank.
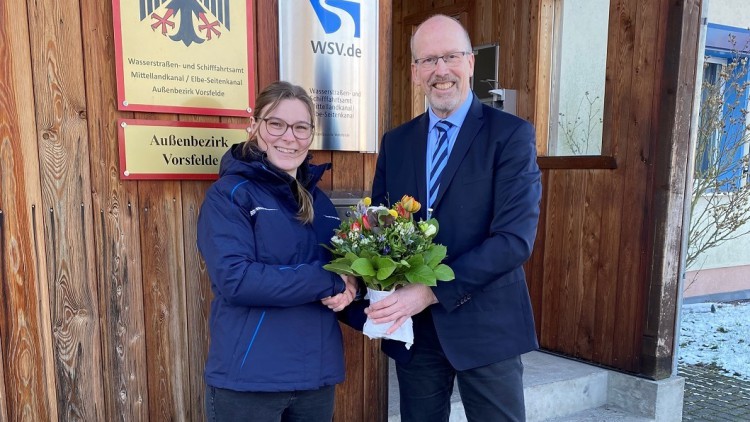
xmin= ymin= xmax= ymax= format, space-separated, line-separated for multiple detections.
xmin=255 ymin=0 xmax=279 ymax=89
xmin=362 ymin=337 xmax=388 ymax=422
xmin=539 ymin=170 xmax=566 ymax=350
xmin=591 ymin=171 xmax=622 ymax=366
xmin=334 ymin=326 xmax=365 ymax=422
xmin=310 ymin=151 xmax=334 ymax=191
xmin=499 ymin=0 xmax=518 ymax=91
xmin=26 ymin=0 xmax=106 ymax=418
xmin=0 ymin=1 xmax=57 ymax=419
xmin=139 ymin=181 xmax=190 ymax=421
xmin=391 ymin=0 xmax=408 ymax=126
xmin=471 ymin=0 xmax=493 ymax=46
xmin=181 ymin=180 xmax=213 ymax=421
xmin=612 ymin=0 xmax=662 ymax=372
xmin=516 ymin=0 xmax=535 ymax=122
xmin=0 ymin=295 xmax=6 ymax=421
xmin=79 ymin=0 xmax=150 ymax=418
xmin=555 ymin=171 xmax=586 ymax=353
xmin=574 ymin=170 xmax=603 ymax=360
xmin=332 ymin=152 xmax=365 ymax=191
xmin=363 ymin=154 xmax=378 ymax=193
xmin=602 ymin=0 xmax=636 ymax=158
xmin=433 ymin=0 xmax=457 ymax=8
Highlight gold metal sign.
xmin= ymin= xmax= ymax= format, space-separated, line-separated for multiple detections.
xmin=112 ymin=0 xmax=255 ymax=116
xmin=118 ymin=119 xmax=249 ymax=180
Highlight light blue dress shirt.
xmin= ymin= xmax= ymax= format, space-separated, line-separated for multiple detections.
xmin=425 ymin=93 xmax=474 ymax=216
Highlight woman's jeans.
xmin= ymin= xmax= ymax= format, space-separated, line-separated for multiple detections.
xmin=205 ymin=385 xmax=335 ymax=422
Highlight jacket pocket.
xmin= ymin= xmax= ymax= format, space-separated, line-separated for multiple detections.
xmin=231 ymin=309 xmax=266 ymax=371
xmin=481 ymin=273 xmax=520 ymax=292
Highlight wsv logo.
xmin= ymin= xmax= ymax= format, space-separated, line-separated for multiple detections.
xmin=308 ymin=0 xmax=362 ymax=57
xmin=309 ymin=0 xmax=361 ymax=38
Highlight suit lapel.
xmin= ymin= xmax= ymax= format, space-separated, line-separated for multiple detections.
xmin=432 ymin=96 xmax=484 ymax=210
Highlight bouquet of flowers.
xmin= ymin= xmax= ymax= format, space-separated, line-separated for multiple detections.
xmin=324 ymin=195 xmax=454 ymax=348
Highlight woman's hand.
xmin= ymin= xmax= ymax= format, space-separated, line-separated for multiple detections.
xmin=321 ymin=275 xmax=358 ymax=312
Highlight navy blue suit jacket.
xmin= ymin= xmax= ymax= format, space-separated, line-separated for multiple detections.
xmin=371 ymin=95 xmax=541 ymax=370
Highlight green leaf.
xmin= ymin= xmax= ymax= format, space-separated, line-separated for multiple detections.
xmin=433 ymin=264 xmax=455 ymax=281
xmin=405 ymin=265 xmax=437 ymax=286
xmin=345 ymin=252 xmax=359 ymax=262
xmin=323 ymin=262 xmax=357 ymax=276
xmin=424 ymin=244 xmax=447 ymax=267
xmin=351 ymin=258 xmax=376 ymax=277
xmin=328 ymin=257 xmax=353 ymax=266
xmin=374 ymin=256 xmax=397 ymax=280
xmin=406 ymin=255 xmax=424 ymax=268
xmin=379 ymin=277 xmax=399 ymax=291
xmin=361 ymin=275 xmax=379 ymax=288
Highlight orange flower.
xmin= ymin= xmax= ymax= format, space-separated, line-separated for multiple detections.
xmin=400 ymin=195 xmax=421 ymax=214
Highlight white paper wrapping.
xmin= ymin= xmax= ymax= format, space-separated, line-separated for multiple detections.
xmin=363 ymin=288 xmax=413 ymax=349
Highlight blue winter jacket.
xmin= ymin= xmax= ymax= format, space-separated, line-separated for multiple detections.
xmin=197 ymin=144 xmax=346 ymax=392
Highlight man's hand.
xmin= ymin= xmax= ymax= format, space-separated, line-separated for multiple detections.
xmin=321 ymin=275 xmax=358 ymax=312
xmin=365 ymin=284 xmax=438 ymax=334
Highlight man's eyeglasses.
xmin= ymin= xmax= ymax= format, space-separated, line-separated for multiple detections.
xmin=262 ymin=117 xmax=314 ymax=140
xmin=413 ymin=51 xmax=472 ymax=71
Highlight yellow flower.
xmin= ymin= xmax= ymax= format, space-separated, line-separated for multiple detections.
xmin=388 ymin=209 xmax=398 ymax=217
xmin=400 ymin=195 xmax=421 ymax=213
xmin=363 ymin=197 xmax=372 ymax=206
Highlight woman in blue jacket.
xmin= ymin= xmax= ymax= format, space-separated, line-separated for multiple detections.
xmin=197 ymin=81 xmax=358 ymax=421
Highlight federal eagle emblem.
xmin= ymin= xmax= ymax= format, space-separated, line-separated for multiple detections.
xmin=140 ymin=0 xmax=231 ymax=46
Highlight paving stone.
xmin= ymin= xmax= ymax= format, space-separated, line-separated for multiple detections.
xmin=679 ymin=363 xmax=750 ymax=421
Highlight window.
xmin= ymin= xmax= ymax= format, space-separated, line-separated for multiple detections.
xmin=695 ymin=58 xmax=727 ymax=180
xmin=696 ymin=50 xmax=750 ymax=192
xmin=547 ymin=0 xmax=610 ymax=156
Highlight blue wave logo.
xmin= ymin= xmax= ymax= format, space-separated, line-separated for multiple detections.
xmin=309 ymin=0 xmax=361 ymax=38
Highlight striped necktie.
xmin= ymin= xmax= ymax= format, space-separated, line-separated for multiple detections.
xmin=427 ymin=120 xmax=453 ymax=211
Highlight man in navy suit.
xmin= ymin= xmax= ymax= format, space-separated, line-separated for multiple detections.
xmin=365 ymin=14 xmax=542 ymax=422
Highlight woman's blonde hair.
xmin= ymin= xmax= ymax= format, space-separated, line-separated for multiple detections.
xmin=244 ymin=81 xmax=316 ymax=224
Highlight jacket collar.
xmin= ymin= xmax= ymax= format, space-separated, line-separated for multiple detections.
xmin=222 ymin=143 xmax=328 ymax=192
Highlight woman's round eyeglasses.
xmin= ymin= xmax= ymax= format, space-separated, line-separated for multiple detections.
xmin=262 ymin=117 xmax=314 ymax=140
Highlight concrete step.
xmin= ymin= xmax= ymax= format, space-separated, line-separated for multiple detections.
xmin=524 ymin=351 xmax=609 ymax=421
xmin=545 ymin=405 xmax=654 ymax=421
xmin=387 ymin=351 xmax=684 ymax=422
